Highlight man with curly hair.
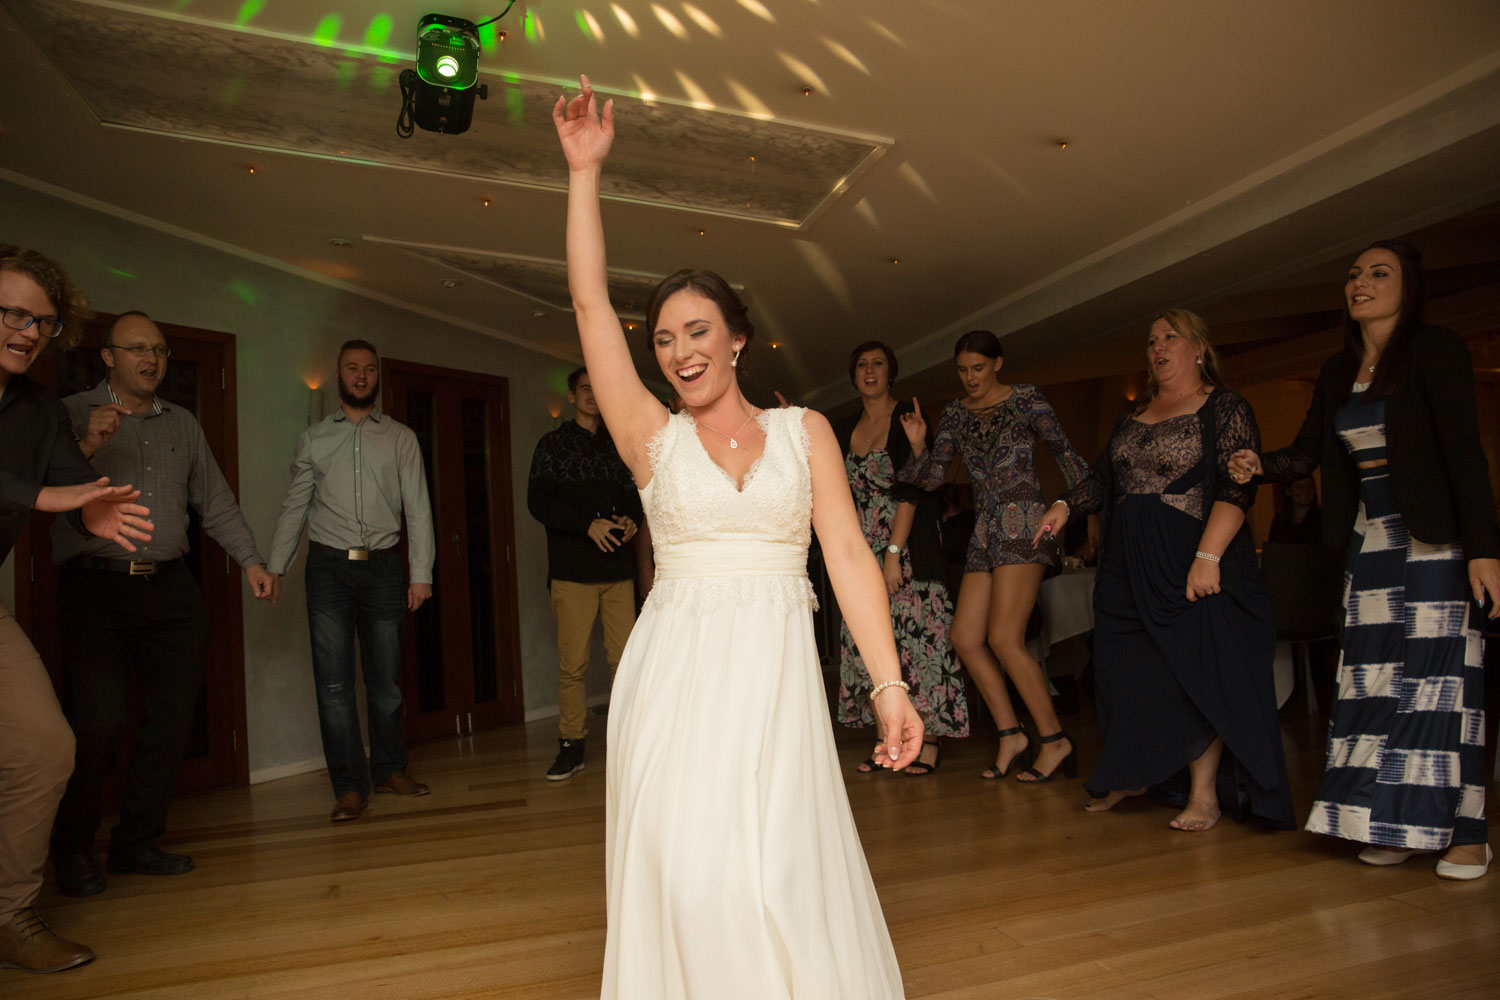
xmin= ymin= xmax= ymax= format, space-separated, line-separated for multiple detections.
xmin=0 ymin=245 xmax=154 ymax=974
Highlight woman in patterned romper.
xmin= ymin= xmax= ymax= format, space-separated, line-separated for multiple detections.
xmin=900 ymin=330 xmax=1090 ymax=783
xmin=1232 ymin=241 xmax=1499 ymax=879
xmin=834 ymin=341 xmax=968 ymax=774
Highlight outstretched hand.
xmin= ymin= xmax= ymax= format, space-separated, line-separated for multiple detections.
xmin=79 ymin=496 xmax=154 ymax=553
xmin=553 ymin=74 xmax=615 ymax=172
xmin=35 ymin=477 xmax=136 ymax=514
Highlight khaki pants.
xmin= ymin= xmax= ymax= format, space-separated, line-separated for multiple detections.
xmin=0 ymin=603 xmax=75 ymax=923
xmin=550 ymin=579 xmax=635 ymax=740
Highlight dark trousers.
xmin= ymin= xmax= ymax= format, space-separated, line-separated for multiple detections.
xmin=50 ymin=562 xmax=209 ymax=858
xmin=305 ymin=543 xmax=408 ymax=798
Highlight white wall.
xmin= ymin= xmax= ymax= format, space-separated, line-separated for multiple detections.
xmin=1 ymin=179 xmax=619 ymax=778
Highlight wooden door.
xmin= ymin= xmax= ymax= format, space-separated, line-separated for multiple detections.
xmin=383 ymin=360 xmax=524 ymax=743
xmin=14 ymin=316 xmax=249 ymax=795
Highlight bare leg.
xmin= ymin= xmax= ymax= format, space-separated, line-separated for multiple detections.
xmin=951 ymin=572 xmax=1029 ymax=775
xmin=984 ymin=563 xmax=1073 ymax=781
xmin=1170 ymin=738 xmax=1223 ymax=831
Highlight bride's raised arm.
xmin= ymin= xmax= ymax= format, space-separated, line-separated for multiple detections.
xmin=553 ymin=75 xmax=667 ymax=480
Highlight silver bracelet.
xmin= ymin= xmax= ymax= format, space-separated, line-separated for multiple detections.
xmin=1051 ymin=499 xmax=1070 ymax=512
xmin=868 ymin=679 xmax=910 ymax=704
xmin=1194 ymin=550 xmax=1221 ymax=564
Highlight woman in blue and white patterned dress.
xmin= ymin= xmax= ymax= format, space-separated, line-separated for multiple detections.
xmin=1232 ymin=240 xmax=1500 ymax=880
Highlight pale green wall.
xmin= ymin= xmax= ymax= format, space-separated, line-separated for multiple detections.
xmin=2 ymin=179 xmax=618 ymax=777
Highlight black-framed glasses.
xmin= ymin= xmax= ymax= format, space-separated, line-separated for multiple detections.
xmin=1 ymin=305 xmax=63 ymax=340
xmin=104 ymin=343 xmax=171 ymax=359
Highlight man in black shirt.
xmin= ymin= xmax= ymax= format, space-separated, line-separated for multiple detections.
xmin=0 ymin=245 xmax=153 ymax=974
xmin=527 ymin=368 xmax=641 ymax=780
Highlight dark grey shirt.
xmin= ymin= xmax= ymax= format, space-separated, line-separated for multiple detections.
xmin=266 ymin=409 xmax=435 ymax=584
xmin=49 ymin=379 xmax=263 ymax=568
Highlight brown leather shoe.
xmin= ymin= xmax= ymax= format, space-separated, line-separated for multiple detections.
xmin=330 ymin=792 xmax=368 ymax=822
xmin=0 ymin=908 xmax=95 ymax=973
xmin=373 ymin=770 xmax=430 ymax=796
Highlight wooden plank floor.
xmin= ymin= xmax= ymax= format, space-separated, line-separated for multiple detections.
xmin=10 ymin=705 xmax=1496 ymax=999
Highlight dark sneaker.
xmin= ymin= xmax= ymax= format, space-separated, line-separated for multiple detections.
xmin=546 ymin=739 xmax=586 ymax=781
xmin=106 ymin=844 xmax=194 ymax=877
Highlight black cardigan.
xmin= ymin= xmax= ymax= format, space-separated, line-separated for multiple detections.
xmin=833 ymin=401 xmax=946 ymax=583
xmin=1259 ymin=326 xmax=1499 ymax=559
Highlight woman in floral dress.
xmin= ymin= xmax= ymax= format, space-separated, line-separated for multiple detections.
xmin=902 ymin=331 xmax=1091 ymax=783
xmin=835 ymin=341 xmax=968 ymax=774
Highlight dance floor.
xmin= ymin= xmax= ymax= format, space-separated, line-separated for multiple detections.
xmin=11 ymin=701 xmax=1498 ymax=999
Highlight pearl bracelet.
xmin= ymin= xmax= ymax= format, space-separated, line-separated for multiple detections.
xmin=1194 ymin=550 xmax=1221 ymax=564
xmin=868 ymin=679 xmax=910 ymax=704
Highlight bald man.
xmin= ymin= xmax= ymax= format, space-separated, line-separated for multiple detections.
xmin=47 ymin=312 xmax=273 ymax=899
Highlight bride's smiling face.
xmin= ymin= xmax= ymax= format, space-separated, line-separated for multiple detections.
xmin=653 ymin=290 xmax=745 ymax=409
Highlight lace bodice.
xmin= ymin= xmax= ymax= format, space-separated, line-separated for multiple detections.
xmin=639 ymin=406 xmax=815 ymax=611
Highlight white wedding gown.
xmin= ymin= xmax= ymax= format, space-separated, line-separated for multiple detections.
xmin=602 ymin=406 xmax=905 ymax=999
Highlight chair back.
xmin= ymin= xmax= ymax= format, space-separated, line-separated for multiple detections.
xmin=1260 ymin=541 xmax=1344 ymax=641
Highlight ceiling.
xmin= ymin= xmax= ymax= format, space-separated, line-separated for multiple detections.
xmin=2 ymin=0 xmax=1498 ymax=407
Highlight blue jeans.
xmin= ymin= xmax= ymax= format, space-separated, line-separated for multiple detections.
xmin=305 ymin=544 xmax=408 ymax=797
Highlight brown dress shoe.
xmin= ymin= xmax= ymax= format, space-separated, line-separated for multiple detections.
xmin=373 ymin=770 xmax=430 ymax=796
xmin=330 ymin=792 xmax=368 ymax=822
xmin=0 ymin=908 xmax=95 ymax=973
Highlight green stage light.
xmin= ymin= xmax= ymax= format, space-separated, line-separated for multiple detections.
xmin=417 ymin=13 xmax=480 ymax=90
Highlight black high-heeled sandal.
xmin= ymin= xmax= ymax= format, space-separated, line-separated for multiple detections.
xmin=1016 ymin=730 xmax=1077 ymax=783
xmin=904 ymin=737 xmax=941 ymax=776
xmin=980 ymin=726 xmax=1032 ymax=780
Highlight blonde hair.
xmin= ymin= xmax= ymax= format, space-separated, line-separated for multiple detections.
xmin=1140 ymin=307 xmax=1226 ymax=409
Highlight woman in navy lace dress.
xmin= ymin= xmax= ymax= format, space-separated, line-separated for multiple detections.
xmin=1067 ymin=309 xmax=1294 ymax=832
xmin=900 ymin=331 xmax=1090 ymax=783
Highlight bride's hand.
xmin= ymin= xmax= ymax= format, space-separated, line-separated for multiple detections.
xmin=872 ymin=688 xmax=924 ymax=770
xmin=552 ymin=73 xmax=615 ymax=171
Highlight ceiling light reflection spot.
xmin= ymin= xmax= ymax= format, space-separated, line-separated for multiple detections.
xmin=895 ymin=162 xmax=938 ymax=204
xmin=652 ymin=5 xmax=689 ymax=39
xmin=524 ymin=10 xmax=543 ymax=41
xmin=776 ymin=51 xmax=826 ymax=94
xmin=726 ymin=78 xmax=773 ymax=118
xmin=681 ymin=4 xmax=723 ymax=37
xmin=312 ymin=14 xmax=342 ymax=46
xmin=581 ymin=9 xmax=606 ymax=41
xmin=362 ymin=14 xmax=393 ymax=48
xmin=235 ymin=0 xmax=266 ymax=27
xmin=820 ymin=36 xmax=869 ymax=75
xmin=611 ymin=4 xmax=641 ymax=37
xmin=631 ymin=73 xmax=658 ymax=103
xmin=442 ymin=278 xmax=462 ymax=289
xmin=864 ymin=18 xmax=905 ymax=47
xmin=736 ymin=0 xmax=777 ymax=23
xmin=852 ymin=197 xmax=880 ymax=231
xmin=674 ymin=71 xmax=713 ymax=108
xmin=791 ymin=239 xmax=854 ymax=313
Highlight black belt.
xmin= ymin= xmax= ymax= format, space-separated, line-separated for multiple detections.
xmin=70 ymin=556 xmax=182 ymax=577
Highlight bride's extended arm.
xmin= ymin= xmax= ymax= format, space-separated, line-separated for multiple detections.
xmin=553 ymin=74 xmax=665 ymax=478
xmin=804 ymin=410 xmax=924 ymax=769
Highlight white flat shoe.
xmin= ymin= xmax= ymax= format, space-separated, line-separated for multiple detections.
xmin=1435 ymin=844 xmax=1492 ymax=881
xmin=1358 ymin=846 xmax=1430 ymax=866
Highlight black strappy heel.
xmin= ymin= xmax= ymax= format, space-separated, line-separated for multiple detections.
xmin=1016 ymin=730 xmax=1077 ymax=783
xmin=980 ymin=726 xmax=1032 ymax=780
xmin=904 ymin=737 xmax=941 ymax=776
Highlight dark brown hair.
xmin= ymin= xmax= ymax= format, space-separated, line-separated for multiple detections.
xmin=1341 ymin=239 xmax=1424 ymax=403
xmin=848 ymin=340 xmax=897 ymax=386
xmin=953 ymin=329 xmax=1004 ymax=361
xmin=645 ymin=269 xmax=754 ymax=365
xmin=0 ymin=244 xmax=92 ymax=350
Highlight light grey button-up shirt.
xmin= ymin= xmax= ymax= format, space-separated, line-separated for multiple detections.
xmin=266 ymin=408 xmax=435 ymax=585
xmin=50 ymin=380 xmax=264 ymax=567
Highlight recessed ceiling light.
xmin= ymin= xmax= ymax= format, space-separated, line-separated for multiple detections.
xmin=247 ymin=165 xmax=257 ymax=174
xmin=482 ymin=197 xmax=492 ymax=207
xmin=801 ymin=86 xmax=813 ymax=97
xmin=1057 ymin=139 xmax=1070 ymax=150
xmin=890 ymin=257 xmax=900 ymax=265
xmin=697 ymin=228 xmax=707 ymax=236
xmin=329 ymin=238 xmax=352 ymax=248
xmin=442 ymin=278 xmax=462 ymax=289
xmin=533 ymin=310 xmax=547 ymax=318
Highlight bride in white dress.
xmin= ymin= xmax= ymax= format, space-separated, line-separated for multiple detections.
xmin=553 ymin=77 xmax=923 ymax=999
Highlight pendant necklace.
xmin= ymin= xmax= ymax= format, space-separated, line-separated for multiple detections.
xmin=700 ymin=410 xmax=758 ymax=449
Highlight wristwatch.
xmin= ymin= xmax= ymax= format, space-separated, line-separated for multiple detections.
xmin=885 ymin=543 xmax=903 ymax=556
